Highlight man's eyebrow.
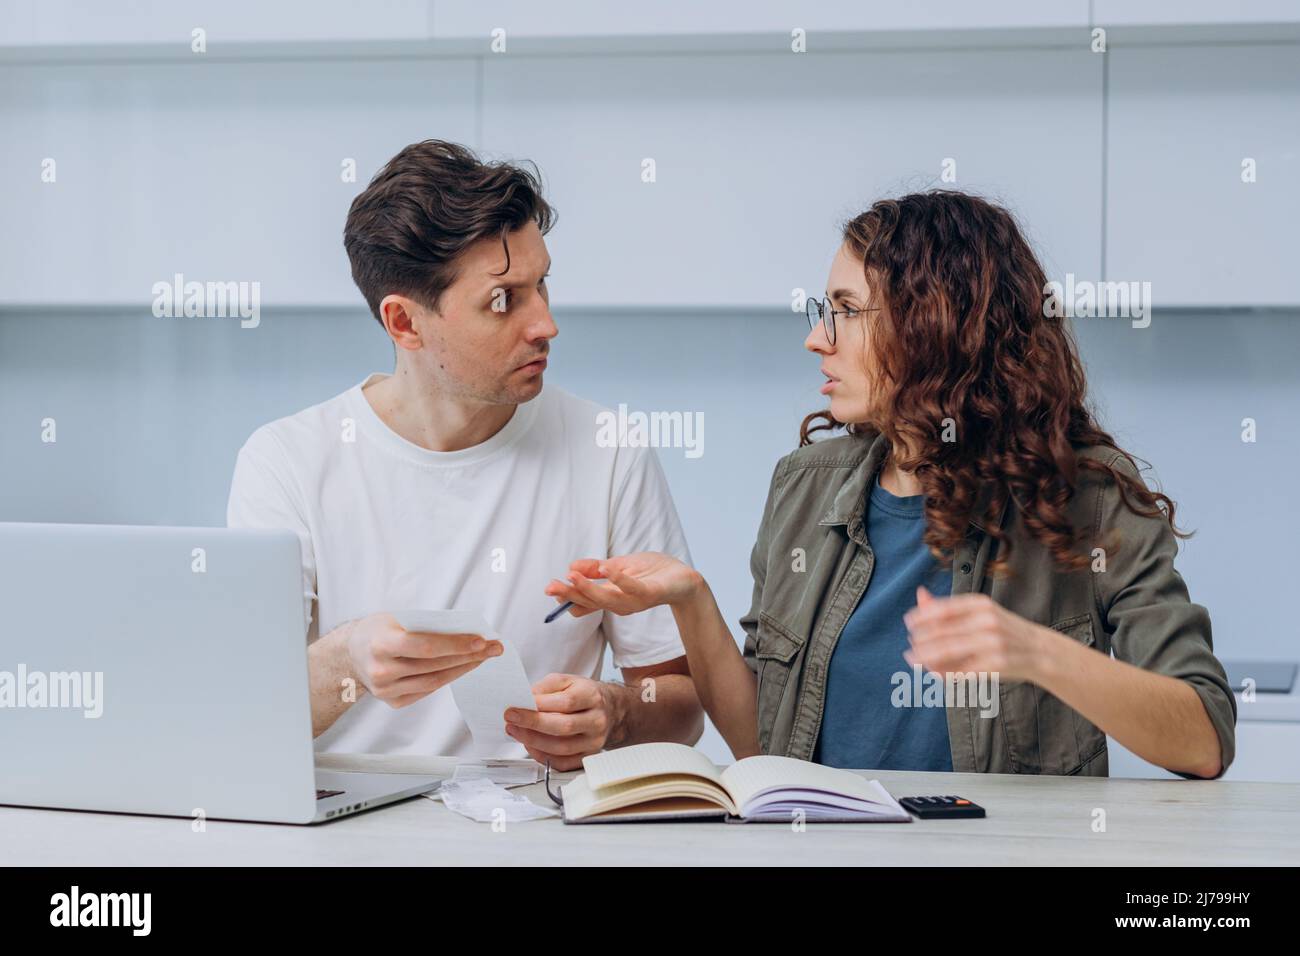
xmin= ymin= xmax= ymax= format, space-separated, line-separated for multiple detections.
xmin=483 ymin=261 xmax=552 ymax=291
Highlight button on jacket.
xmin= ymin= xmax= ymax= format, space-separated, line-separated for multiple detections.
xmin=739 ymin=430 xmax=1237 ymax=777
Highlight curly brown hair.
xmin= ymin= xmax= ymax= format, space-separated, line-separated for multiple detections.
xmin=801 ymin=190 xmax=1187 ymax=574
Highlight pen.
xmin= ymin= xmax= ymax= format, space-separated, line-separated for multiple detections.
xmin=543 ymin=600 xmax=574 ymax=624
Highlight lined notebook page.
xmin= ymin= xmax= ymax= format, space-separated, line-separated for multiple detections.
xmin=720 ymin=755 xmax=903 ymax=813
xmin=581 ymin=742 xmax=724 ymax=790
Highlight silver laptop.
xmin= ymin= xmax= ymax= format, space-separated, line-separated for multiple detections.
xmin=0 ymin=522 xmax=444 ymax=824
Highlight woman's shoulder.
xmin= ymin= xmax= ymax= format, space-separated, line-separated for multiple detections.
xmin=1068 ymin=444 xmax=1174 ymax=543
xmin=1074 ymin=443 xmax=1131 ymax=469
xmin=778 ymin=429 xmax=879 ymax=475
xmin=751 ymin=430 xmax=881 ymax=529
xmin=1072 ymin=444 xmax=1149 ymax=496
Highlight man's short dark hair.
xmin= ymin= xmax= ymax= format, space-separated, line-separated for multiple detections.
xmin=343 ymin=140 xmax=555 ymax=326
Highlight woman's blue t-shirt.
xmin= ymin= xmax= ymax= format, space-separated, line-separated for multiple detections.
xmin=812 ymin=474 xmax=955 ymax=771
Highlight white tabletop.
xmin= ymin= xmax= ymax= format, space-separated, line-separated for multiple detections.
xmin=4 ymin=756 xmax=1297 ymax=865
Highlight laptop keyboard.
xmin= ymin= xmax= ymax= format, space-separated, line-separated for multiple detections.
xmin=316 ymin=788 xmax=344 ymax=800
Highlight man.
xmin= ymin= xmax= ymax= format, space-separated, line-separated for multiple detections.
xmin=227 ymin=140 xmax=703 ymax=768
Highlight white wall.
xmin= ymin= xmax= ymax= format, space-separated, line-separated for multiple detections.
xmin=2 ymin=6 xmax=1298 ymax=772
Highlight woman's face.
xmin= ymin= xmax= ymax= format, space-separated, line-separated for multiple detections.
xmin=805 ymin=242 xmax=880 ymax=425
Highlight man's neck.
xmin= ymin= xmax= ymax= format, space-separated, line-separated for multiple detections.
xmin=363 ymin=371 xmax=517 ymax=453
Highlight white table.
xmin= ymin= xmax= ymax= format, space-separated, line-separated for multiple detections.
xmin=4 ymin=757 xmax=1297 ymax=865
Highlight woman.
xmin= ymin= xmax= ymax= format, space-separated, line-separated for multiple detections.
xmin=543 ymin=191 xmax=1236 ymax=778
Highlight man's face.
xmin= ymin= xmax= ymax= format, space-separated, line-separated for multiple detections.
xmin=404 ymin=221 xmax=556 ymax=406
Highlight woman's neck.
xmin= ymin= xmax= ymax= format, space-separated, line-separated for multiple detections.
xmin=879 ymin=442 xmax=924 ymax=497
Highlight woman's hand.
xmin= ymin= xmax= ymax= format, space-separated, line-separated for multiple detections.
xmin=902 ymin=586 xmax=1048 ymax=683
xmin=543 ymin=553 xmax=703 ymax=618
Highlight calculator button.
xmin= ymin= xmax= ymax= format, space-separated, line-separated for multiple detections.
xmin=955 ymin=799 xmax=971 ymax=805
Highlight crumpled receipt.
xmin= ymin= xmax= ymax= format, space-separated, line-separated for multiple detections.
xmin=447 ymin=760 xmax=541 ymax=788
xmin=428 ymin=777 xmax=558 ymax=823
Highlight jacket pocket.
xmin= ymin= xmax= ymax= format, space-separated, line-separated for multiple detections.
xmin=998 ymin=615 xmax=1109 ymax=775
xmin=754 ymin=610 xmax=806 ymax=754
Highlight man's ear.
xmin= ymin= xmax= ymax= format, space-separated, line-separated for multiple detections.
xmin=379 ymin=294 xmax=425 ymax=350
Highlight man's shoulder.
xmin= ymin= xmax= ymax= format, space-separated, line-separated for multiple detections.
xmin=535 ymin=386 xmax=627 ymax=455
xmin=238 ymin=384 xmax=356 ymax=461
xmin=537 ymin=384 xmax=612 ymax=426
xmin=534 ymin=386 xmax=679 ymax=496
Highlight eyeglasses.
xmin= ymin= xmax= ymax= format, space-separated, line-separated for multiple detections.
xmin=804 ymin=296 xmax=879 ymax=346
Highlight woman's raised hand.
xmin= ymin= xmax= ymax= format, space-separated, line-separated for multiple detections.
xmin=543 ymin=552 xmax=703 ymax=618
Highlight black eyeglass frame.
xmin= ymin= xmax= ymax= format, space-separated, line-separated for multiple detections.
xmin=803 ymin=296 xmax=879 ymax=346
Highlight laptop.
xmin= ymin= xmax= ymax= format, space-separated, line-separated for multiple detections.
xmin=0 ymin=522 xmax=444 ymax=824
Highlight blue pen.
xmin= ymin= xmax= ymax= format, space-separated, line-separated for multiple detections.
xmin=544 ymin=600 xmax=574 ymax=624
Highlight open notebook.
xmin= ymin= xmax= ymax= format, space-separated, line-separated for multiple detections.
xmin=560 ymin=742 xmax=911 ymax=824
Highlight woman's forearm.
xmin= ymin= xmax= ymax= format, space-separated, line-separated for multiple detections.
xmin=671 ymin=576 xmax=761 ymax=759
xmin=1032 ymin=629 xmax=1223 ymax=778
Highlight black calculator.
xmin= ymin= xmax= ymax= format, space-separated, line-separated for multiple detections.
xmin=900 ymin=795 xmax=986 ymax=819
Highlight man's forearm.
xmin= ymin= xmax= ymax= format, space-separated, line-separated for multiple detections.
xmin=601 ymin=674 xmax=704 ymax=749
xmin=308 ymin=620 xmax=364 ymax=738
xmin=1032 ymin=631 xmax=1223 ymax=778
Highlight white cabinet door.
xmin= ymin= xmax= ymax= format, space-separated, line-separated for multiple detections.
xmin=482 ymin=48 xmax=1103 ymax=310
xmin=1093 ymin=0 xmax=1300 ymax=27
xmin=2 ymin=0 xmax=431 ymax=47
xmin=433 ymin=0 xmax=1087 ymax=40
xmin=0 ymin=58 xmax=477 ymax=307
xmin=1106 ymin=44 xmax=1300 ymax=307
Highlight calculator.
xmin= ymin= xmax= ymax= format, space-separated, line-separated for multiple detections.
xmin=899 ymin=795 xmax=986 ymax=819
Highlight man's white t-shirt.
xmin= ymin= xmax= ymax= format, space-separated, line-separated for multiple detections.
xmin=226 ymin=374 xmax=691 ymax=757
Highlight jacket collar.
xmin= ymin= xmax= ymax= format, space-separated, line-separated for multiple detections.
xmin=817 ymin=431 xmax=1009 ymax=537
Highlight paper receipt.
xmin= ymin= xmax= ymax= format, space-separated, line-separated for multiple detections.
xmin=390 ymin=609 xmax=536 ymax=755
